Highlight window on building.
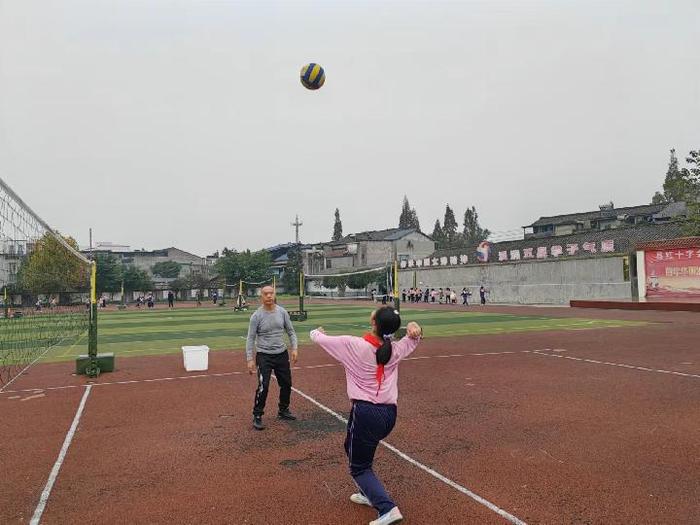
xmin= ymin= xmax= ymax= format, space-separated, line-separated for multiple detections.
xmin=326 ymin=259 xmax=332 ymax=269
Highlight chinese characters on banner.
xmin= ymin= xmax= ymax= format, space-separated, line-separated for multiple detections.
xmin=494 ymin=240 xmax=615 ymax=264
xmin=401 ymin=254 xmax=470 ymax=269
xmin=399 ymin=239 xmax=617 ymax=269
xmin=645 ymin=247 xmax=700 ymax=297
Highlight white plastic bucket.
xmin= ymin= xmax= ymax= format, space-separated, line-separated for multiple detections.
xmin=182 ymin=345 xmax=209 ymax=371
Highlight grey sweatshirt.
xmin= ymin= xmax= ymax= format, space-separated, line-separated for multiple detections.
xmin=245 ymin=305 xmax=298 ymax=361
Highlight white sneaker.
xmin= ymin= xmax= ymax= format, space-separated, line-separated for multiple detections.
xmin=350 ymin=492 xmax=372 ymax=506
xmin=369 ymin=506 xmax=403 ymax=525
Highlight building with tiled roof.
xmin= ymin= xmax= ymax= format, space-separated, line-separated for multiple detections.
xmin=523 ymin=201 xmax=686 ymax=239
xmin=303 ymin=228 xmax=434 ymax=275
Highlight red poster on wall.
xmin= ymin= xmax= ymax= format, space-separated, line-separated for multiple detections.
xmin=645 ymin=248 xmax=700 ymax=297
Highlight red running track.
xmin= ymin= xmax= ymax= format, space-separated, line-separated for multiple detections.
xmin=1 ymin=307 xmax=699 ymax=524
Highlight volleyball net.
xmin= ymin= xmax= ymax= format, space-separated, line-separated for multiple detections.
xmin=0 ymin=176 xmax=98 ymax=388
xmin=289 ymin=263 xmax=399 ymax=321
xmin=226 ymin=277 xmax=276 ymax=310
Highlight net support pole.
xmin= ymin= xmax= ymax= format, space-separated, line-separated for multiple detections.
xmin=86 ymin=260 xmax=100 ymax=376
xmin=393 ymin=260 xmax=400 ymax=312
xmin=299 ymin=272 xmax=305 ymax=313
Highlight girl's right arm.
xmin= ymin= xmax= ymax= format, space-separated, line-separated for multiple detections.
xmin=310 ymin=328 xmax=354 ymax=365
xmin=390 ymin=321 xmax=423 ymax=361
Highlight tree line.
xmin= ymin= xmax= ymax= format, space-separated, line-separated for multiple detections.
xmin=330 ymin=196 xmax=491 ymax=252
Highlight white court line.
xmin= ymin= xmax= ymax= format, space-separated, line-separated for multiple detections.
xmin=30 ymin=385 xmax=92 ymax=525
xmin=289 ymin=383 xmax=527 ymax=525
xmin=0 ymin=371 xmax=246 ymax=395
xmin=1 ymin=351 xmax=531 ymax=395
xmin=532 ymin=351 xmax=700 ymax=379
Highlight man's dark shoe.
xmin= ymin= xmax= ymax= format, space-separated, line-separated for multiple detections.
xmin=253 ymin=415 xmax=265 ymax=430
xmin=278 ymin=408 xmax=297 ymax=421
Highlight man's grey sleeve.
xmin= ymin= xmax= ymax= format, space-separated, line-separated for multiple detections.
xmin=284 ymin=310 xmax=298 ymax=350
xmin=245 ymin=311 xmax=259 ymax=361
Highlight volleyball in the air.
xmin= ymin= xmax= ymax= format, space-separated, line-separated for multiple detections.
xmin=300 ymin=63 xmax=325 ymax=90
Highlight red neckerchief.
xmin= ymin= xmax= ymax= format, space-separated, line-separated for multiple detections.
xmin=363 ymin=333 xmax=385 ymax=395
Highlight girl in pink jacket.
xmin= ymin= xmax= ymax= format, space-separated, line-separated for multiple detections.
xmin=310 ymin=306 xmax=423 ymax=525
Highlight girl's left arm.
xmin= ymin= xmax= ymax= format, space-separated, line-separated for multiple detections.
xmin=310 ymin=329 xmax=354 ymax=364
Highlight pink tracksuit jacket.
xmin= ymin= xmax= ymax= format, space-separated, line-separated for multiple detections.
xmin=309 ymin=330 xmax=421 ymax=405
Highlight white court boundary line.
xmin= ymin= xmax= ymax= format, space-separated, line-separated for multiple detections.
xmin=4 ymin=345 xmax=697 ymax=396
xmin=30 ymin=385 xmax=92 ymax=525
xmin=531 ymin=351 xmax=700 ymax=379
xmin=289 ymin=383 xmax=527 ymax=525
xmin=0 ymin=351 xmax=523 ymax=395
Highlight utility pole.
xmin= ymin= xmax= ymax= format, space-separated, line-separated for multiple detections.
xmin=291 ymin=215 xmax=303 ymax=244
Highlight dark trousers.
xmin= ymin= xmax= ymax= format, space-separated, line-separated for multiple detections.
xmin=344 ymin=400 xmax=397 ymax=516
xmin=253 ymin=351 xmax=292 ymax=416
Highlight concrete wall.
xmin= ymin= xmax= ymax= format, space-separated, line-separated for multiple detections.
xmin=365 ymin=241 xmax=394 ymax=267
xmin=399 ymin=256 xmax=632 ymax=304
xmin=636 ymin=250 xmax=646 ymax=298
xmin=395 ymin=232 xmax=436 ymax=261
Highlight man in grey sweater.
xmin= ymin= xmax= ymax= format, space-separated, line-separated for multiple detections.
xmin=246 ymin=285 xmax=298 ymax=430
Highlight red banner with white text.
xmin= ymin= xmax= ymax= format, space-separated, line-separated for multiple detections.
xmin=645 ymin=247 xmax=700 ymax=297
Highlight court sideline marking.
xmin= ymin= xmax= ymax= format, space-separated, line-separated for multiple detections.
xmin=4 ymin=346 xmax=699 ymax=396
xmin=289 ymin=382 xmax=527 ymax=525
xmin=531 ymin=350 xmax=700 ymax=379
xmin=30 ymin=385 xmax=93 ymax=525
xmin=0 ymin=350 xmax=529 ymax=395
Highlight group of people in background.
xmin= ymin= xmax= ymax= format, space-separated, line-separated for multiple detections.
xmin=401 ymin=285 xmax=488 ymax=306
xmin=136 ymin=293 xmax=156 ymax=308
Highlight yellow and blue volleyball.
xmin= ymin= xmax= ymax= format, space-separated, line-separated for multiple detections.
xmin=300 ymin=63 xmax=325 ymax=90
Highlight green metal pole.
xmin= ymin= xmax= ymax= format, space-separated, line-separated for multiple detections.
xmin=86 ymin=261 xmax=100 ymax=377
xmin=393 ymin=260 xmax=400 ymax=312
xmin=299 ymin=272 xmax=305 ymax=313
xmin=89 ymin=303 xmax=98 ymax=356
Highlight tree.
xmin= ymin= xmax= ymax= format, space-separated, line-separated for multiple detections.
xmin=169 ymin=277 xmax=189 ymax=298
xmin=684 ymin=149 xmax=700 ymax=190
xmin=398 ymin=196 xmax=421 ymax=230
xmin=652 ymin=149 xmax=698 ymax=204
xmin=681 ymin=148 xmax=700 ymax=236
xmin=19 ymin=233 xmax=88 ymax=300
xmin=151 ymin=261 xmax=181 ymax=278
xmin=123 ymin=265 xmax=153 ymax=293
xmin=188 ymin=273 xmax=212 ymax=299
xmin=431 ymin=219 xmax=445 ymax=248
xmin=332 ymin=208 xmax=343 ymax=241
xmin=94 ymin=253 xmax=123 ymax=296
xmin=214 ymin=249 xmax=272 ymax=286
xmin=682 ymin=203 xmax=700 ymax=236
xmin=321 ymin=275 xmax=349 ymax=296
xmin=410 ymin=208 xmax=421 ymax=230
xmin=462 ymin=206 xmax=491 ymax=246
xmin=281 ymin=245 xmax=302 ymax=295
xmin=442 ymin=204 xmax=459 ymax=248
xmin=347 ymin=270 xmax=383 ymax=291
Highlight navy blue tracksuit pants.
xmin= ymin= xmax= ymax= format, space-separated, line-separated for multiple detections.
xmin=344 ymin=400 xmax=397 ymax=516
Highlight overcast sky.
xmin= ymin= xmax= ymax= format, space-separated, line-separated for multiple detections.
xmin=1 ymin=0 xmax=698 ymax=256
